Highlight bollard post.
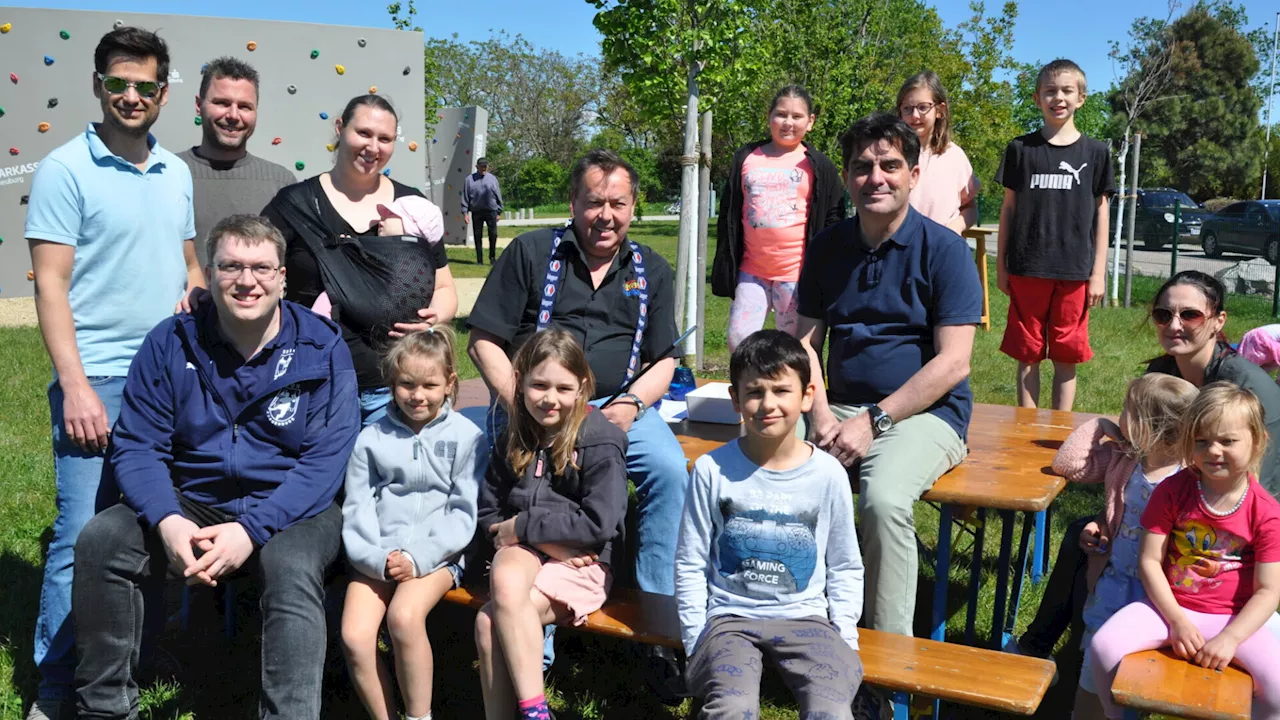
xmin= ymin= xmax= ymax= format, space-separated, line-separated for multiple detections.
xmin=1170 ymin=199 xmax=1180 ymax=276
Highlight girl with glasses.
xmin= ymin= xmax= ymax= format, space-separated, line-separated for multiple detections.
xmin=711 ymin=85 xmax=846 ymax=352
xmin=896 ymin=71 xmax=980 ymax=234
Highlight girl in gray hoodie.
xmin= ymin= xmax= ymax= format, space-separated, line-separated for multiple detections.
xmin=340 ymin=328 xmax=488 ymax=720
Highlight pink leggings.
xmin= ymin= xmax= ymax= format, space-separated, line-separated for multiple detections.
xmin=727 ymin=271 xmax=799 ymax=351
xmin=1090 ymin=601 xmax=1280 ymax=720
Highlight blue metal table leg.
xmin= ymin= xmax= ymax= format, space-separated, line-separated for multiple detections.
xmin=1003 ymin=511 xmax=1037 ymax=647
xmin=891 ymin=691 xmax=910 ymax=720
xmin=1122 ymin=710 xmax=1140 ymax=720
xmin=990 ymin=510 xmax=1016 ymax=649
xmin=1031 ymin=509 xmax=1046 ymax=584
xmin=964 ymin=507 xmax=986 ymax=645
xmin=1042 ymin=504 xmax=1053 ymax=576
xmin=931 ymin=504 xmax=953 ymax=643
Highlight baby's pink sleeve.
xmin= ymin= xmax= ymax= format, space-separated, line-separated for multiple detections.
xmin=1239 ymin=325 xmax=1280 ymax=370
xmin=311 ymin=292 xmax=333 ymax=319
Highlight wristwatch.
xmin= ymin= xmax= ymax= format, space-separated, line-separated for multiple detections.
xmin=623 ymin=392 xmax=647 ymax=418
xmin=868 ymin=405 xmax=893 ymax=437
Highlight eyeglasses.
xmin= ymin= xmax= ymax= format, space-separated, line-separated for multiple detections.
xmin=215 ymin=262 xmax=281 ymax=281
xmin=1151 ymin=307 xmax=1207 ymax=328
xmin=899 ymin=102 xmax=937 ymax=117
xmin=96 ymin=73 xmax=165 ymax=98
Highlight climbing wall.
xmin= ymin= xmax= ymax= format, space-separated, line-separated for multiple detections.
xmin=0 ymin=7 xmax=430 ymax=299
xmin=425 ymin=105 xmax=489 ymax=246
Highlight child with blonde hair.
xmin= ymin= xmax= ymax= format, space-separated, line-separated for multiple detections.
xmin=340 ymin=327 xmax=488 ymax=720
xmin=1089 ymin=382 xmax=1280 ymax=719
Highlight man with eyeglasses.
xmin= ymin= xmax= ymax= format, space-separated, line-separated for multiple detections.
xmin=23 ymin=26 xmax=202 ymax=720
xmin=178 ymin=56 xmax=296 ymax=267
xmin=71 ymin=214 xmax=359 ymax=720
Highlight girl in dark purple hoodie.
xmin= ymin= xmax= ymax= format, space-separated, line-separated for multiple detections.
xmin=473 ymin=329 xmax=629 ymax=720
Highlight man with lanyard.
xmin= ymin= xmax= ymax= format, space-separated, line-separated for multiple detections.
xmin=796 ymin=113 xmax=981 ymax=661
xmin=467 ymin=149 xmax=687 ymax=695
xmin=23 ymin=26 xmax=202 ymax=720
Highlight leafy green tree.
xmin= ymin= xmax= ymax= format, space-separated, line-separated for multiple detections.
xmin=512 ymin=157 xmax=570 ymax=206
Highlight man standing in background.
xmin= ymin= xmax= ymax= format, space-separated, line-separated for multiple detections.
xmin=24 ymin=26 xmax=201 ymax=720
xmin=463 ymin=157 xmax=503 ymax=264
xmin=178 ymin=56 xmax=296 ymax=263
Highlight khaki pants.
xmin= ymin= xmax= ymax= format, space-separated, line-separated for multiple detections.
xmin=829 ymin=404 xmax=967 ymax=636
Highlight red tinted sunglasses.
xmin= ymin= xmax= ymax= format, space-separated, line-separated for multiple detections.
xmin=1151 ymin=307 xmax=1207 ymax=328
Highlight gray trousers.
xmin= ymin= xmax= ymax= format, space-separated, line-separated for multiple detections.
xmin=829 ymin=405 xmax=966 ymax=637
xmin=686 ymin=615 xmax=863 ymax=719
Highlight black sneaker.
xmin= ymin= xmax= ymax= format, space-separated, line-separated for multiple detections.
xmin=637 ymin=644 xmax=686 ymax=706
xmin=852 ymin=686 xmax=889 ymax=720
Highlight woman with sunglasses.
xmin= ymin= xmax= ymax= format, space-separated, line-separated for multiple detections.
xmin=897 ymin=71 xmax=979 ymax=234
xmin=262 ymin=94 xmax=458 ymax=426
xmin=1145 ymin=270 xmax=1280 ymax=496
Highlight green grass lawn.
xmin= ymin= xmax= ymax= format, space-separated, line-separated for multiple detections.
xmin=2 ymin=221 xmax=1276 ymax=719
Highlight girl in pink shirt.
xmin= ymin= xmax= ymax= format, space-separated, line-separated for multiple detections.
xmin=1089 ymin=382 xmax=1280 ymax=720
xmin=712 ymin=85 xmax=845 ymax=351
xmin=897 ymin=71 xmax=980 ymax=234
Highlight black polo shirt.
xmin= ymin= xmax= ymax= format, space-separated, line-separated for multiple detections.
xmin=467 ymin=225 xmax=677 ymax=399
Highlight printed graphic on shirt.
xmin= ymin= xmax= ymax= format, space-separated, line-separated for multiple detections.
xmin=1165 ymin=516 xmax=1245 ymax=593
xmin=267 ymin=384 xmax=302 ymax=427
xmin=1030 ymin=161 xmax=1088 ymax=190
xmin=274 ymin=348 xmax=295 ymax=380
xmin=744 ymin=167 xmax=806 ymax=229
xmin=716 ymin=496 xmax=818 ymax=596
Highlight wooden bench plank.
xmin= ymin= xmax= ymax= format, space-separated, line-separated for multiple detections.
xmin=443 ymin=586 xmax=1055 ymax=715
xmin=1111 ymin=649 xmax=1253 ymax=720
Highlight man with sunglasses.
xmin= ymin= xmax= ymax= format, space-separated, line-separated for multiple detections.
xmin=23 ymin=26 xmax=202 ymax=720
xmin=178 ymin=56 xmax=296 ymax=267
xmin=71 ymin=214 xmax=358 ymax=720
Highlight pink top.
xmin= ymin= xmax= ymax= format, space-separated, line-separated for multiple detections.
xmin=909 ymin=142 xmax=979 ymax=229
xmin=1142 ymin=469 xmax=1280 ymax=614
xmin=740 ymin=146 xmax=813 ymax=282
xmin=1239 ymin=324 xmax=1280 ymax=372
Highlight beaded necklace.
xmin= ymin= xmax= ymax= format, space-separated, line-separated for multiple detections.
xmin=1198 ymin=479 xmax=1248 ymax=517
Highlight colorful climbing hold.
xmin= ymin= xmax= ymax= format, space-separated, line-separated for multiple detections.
xmin=465 ymin=149 xmax=471 ymax=154
xmin=287 ymin=84 xmax=297 ymax=94
xmin=0 ymin=107 xmax=4 ymax=118
xmin=271 ymin=137 xmax=282 ymax=145
xmin=0 ymin=23 xmax=10 ymax=33
xmin=44 ymin=56 xmax=54 ymax=65
xmin=194 ymin=116 xmax=202 ymax=125
xmin=38 ymin=122 xmax=49 ymax=133
xmin=432 ymin=138 xmax=437 ymax=144
xmin=335 ymin=64 xmax=345 ymax=75
xmin=319 ymin=112 xmax=329 ymax=120
xmin=246 ymin=41 xmax=257 ymax=51
xmin=438 ymin=114 xmax=444 ymax=119
xmin=9 ymin=148 xmax=17 ymax=156
xmin=27 ymin=270 xmax=35 ymax=281
xmin=295 ymin=161 xmax=305 ymax=170
xmin=326 ymin=143 xmax=336 ymax=152
xmin=201 ymin=63 xmax=208 ymax=74
xmin=382 ymin=168 xmax=391 ymax=177
xmin=310 ymin=49 xmax=319 ymax=59
xmin=19 ymin=195 xmax=26 ymax=205
xmin=9 ymin=73 xmax=17 ymax=84
xmin=403 ymin=66 xmax=411 ymax=75
xmin=357 ymin=38 xmax=367 ymax=47
xmin=113 ymin=20 xmax=123 ymax=29
xmin=46 ymin=98 xmax=56 ymax=108
xmin=59 ymin=30 xmax=70 ymax=39
xmin=408 ymin=142 xmax=418 ymax=151
xmin=368 ymin=85 xmax=377 ymax=94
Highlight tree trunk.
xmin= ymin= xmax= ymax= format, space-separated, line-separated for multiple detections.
xmin=1124 ymin=132 xmax=1142 ymax=308
xmin=696 ymin=109 xmax=712 ymax=369
xmin=1110 ymin=130 xmax=1131 ymax=307
xmin=677 ymin=60 xmax=701 ymax=365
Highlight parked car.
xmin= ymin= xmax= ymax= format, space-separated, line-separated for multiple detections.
xmin=1110 ymin=187 xmax=1209 ymax=250
xmin=1200 ymin=200 xmax=1280 ymax=264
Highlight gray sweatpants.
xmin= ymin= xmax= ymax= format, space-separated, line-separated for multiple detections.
xmin=686 ymin=615 xmax=863 ymax=719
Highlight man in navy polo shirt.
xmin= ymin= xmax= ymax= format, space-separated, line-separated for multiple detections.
xmin=796 ymin=113 xmax=982 ymax=640
xmin=71 ymin=215 xmax=359 ymax=719
xmin=24 ymin=26 xmax=203 ymax=720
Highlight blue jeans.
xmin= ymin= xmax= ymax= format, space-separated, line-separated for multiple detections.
xmin=36 ymin=376 xmax=126 ymax=701
xmin=359 ymin=387 xmax=392 ymax=427
xmin=480 ymin=399 xmax=690 ymax=666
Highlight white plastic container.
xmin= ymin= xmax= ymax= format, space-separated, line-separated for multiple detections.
xmin=684 ymin=382 xmax=742 ymax=425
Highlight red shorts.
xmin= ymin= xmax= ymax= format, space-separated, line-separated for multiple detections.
xmin=1000 ymin=275 xmax=1093 ymax=364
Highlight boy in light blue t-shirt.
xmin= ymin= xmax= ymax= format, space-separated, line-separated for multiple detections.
xmin=675 ymin=329 xmax=865 ymax=718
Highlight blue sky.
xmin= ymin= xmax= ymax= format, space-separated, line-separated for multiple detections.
xmin=28 ymin=0 xmax=1280 ymax=96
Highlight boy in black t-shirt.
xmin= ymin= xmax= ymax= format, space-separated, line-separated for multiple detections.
xmin=995 ymin=58 xmax=1114 ymax=412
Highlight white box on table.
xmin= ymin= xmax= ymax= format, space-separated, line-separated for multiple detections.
xmin=684 ymin=382 xmax=742 ymax=425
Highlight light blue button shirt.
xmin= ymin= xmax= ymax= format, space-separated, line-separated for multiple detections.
xmin=25 ymin=123 xmax=195 ymax=377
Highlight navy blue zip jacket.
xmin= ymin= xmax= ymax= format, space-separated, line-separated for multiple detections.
xmin=110 ymin=300 xmax=360 ymax=546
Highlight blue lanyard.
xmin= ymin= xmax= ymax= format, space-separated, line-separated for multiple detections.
xmin=535 ymin=226 xmax=648 ymax=385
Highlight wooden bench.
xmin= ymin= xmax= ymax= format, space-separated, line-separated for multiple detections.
xmin=1111 ymin=649 xmax=1253 ymax=720
xmin=961 ymin=225 xmax=998 ymax=331
xmin=442 ymin=585 xmax=1057 ymax=716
